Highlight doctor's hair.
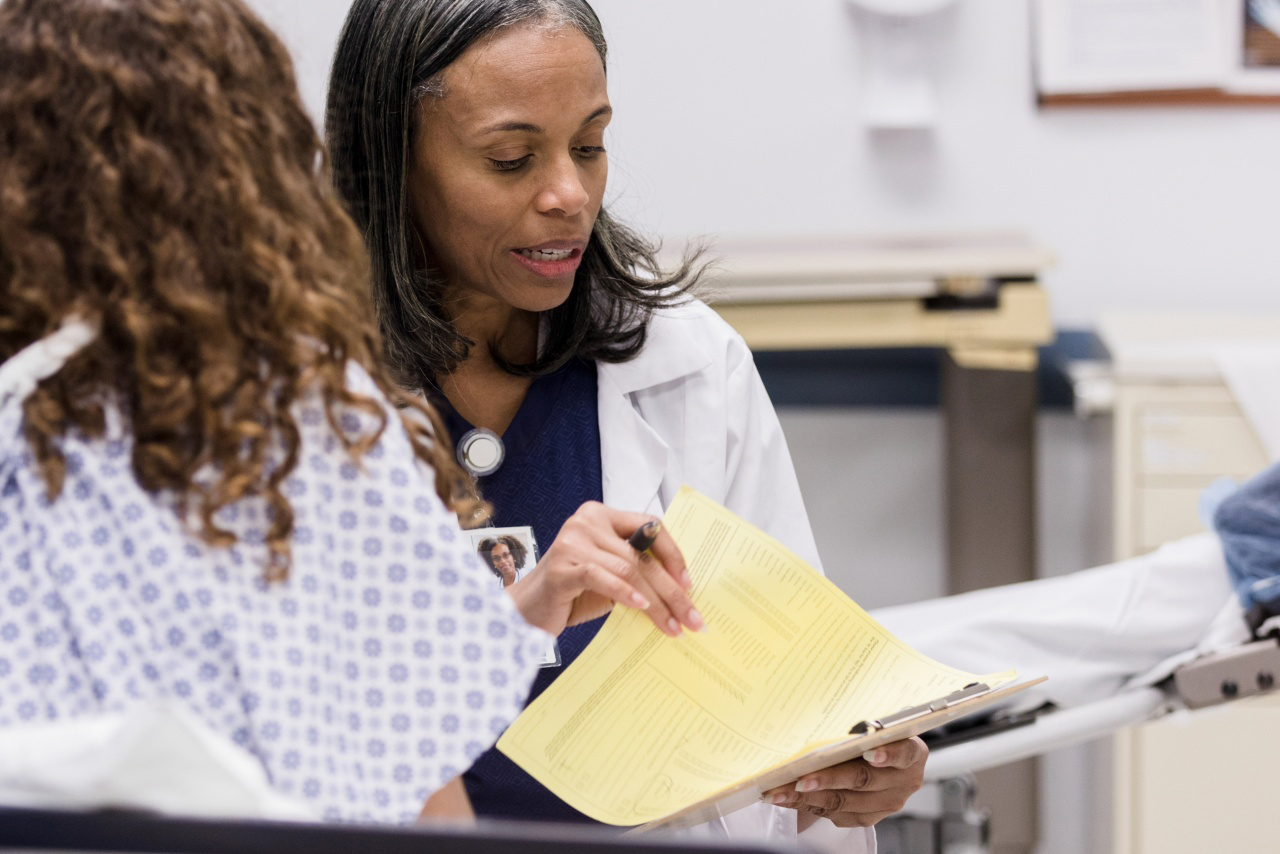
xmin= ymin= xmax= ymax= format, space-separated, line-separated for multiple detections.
xmin=325 ymin=0 xmax=708 ymax=385
xmin=0 ymin=0 xmax=483 ymax=579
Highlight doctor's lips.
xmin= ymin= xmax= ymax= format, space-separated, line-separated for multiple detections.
xmin=510 ymin=239 xmax=586 ymax=277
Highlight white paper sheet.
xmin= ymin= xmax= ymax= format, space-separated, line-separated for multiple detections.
xmin=0 ymin=703 xmax=317 ymax=821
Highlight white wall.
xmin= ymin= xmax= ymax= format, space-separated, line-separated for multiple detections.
xmin=594 ymin=0 xmax=1280 ymax=326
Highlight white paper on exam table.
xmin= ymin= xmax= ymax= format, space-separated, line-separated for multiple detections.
xmin=869 ymin=532 xmax=1240 ymax=715
xmin=0 ymin=701 xmax=316 ymax=821
xmin=918 ymin=591 xmax=1256 ymax=783
xmin=870 ymin=531 xmax=1260 ymax=784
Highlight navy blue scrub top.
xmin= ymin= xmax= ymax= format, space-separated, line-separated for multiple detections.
xmin=435 ymin=356 xmax=608 ymax=824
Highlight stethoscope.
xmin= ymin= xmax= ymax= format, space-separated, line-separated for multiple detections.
xmin=456 ymin=427 xmax=504 ymax=477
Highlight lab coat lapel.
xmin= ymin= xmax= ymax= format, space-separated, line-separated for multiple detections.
xmin=598 ymin=367 xmax=667 ymax=517
xmin=596 ymin=304 xmax=716 ymax=517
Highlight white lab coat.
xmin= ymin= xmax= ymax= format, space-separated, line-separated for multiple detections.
xmin=596 ymin=299 xmax=875 ymax=854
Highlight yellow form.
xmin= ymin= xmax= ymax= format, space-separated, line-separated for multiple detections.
xmin=497 ymin=487 xmax=1014 ymax=826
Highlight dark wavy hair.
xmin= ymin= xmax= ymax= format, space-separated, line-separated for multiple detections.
xmin=325 ymin=0 xmax=706 ymax=385
xmin=0 ymin=0 xmax=483 ymax=578
xmin=477 ymin=534 xmax=528 ymax=576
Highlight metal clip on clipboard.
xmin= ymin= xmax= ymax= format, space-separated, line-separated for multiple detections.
xmin=848 ymin=682 xmax=991 ymax=736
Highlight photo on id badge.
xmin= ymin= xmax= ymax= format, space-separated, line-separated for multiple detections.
xmin=468 ymin=525 xmax=561 ymax=667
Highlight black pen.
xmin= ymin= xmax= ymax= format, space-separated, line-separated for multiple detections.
xmin=628 ymin=518 xmax=702 ymax=628
xmin=627 ymin=519 xmax=661 ymax=554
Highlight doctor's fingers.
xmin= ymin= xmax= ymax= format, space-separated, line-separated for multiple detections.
xmin=765 ymin=740 xmax=927 ymax=803
xmin=582 ymin=547 xmax=704 ymax=637
xmin=592 ymin=531 xmax=704 ymax=635
xmin=569 ymin=560 xmax=682 ymax=637
xmin=863 ymin=736 xmax=929 ymax=772
xmin=778 ymin=738 xmax=928 ymax=794
xmin=552 ymin=512 xmax=703 ymax=636
xmin=565 ymin=504 xmax=703 ymax=631
xmin=585 ymin=503 xmax=692 ymax=591
xmin=803 ymin=742 xmax=926 ymax=798
xmin=786 ymin=786 xmax=910 ymax=825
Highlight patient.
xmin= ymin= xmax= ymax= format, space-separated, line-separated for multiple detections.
xmin=0 ymin=0 xmax=554 ymax=824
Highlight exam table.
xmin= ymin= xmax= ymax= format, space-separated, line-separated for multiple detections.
xmin=868 ymin=531 xmax=1280 ymax=854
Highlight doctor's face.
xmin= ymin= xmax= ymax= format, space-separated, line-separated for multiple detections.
xmin=407 ymin=23 xmax=610 ymax=314
xmin=490 ymin=542 xmax=518 ymax=586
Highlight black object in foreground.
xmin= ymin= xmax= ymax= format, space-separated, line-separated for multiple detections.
xmin=627 ymin=519 xmax=662 ymax=554
xmin=0 ymin=806 xmax=813 ymax=854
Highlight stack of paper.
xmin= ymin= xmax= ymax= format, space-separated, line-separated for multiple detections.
xmin=498 ymin=489 xmax=1031 ymax=829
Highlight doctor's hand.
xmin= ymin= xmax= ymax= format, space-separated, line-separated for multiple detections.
xmin=762 ymin=736 xmax=928 ymax=829
xmin=505 ymin=502 xmax=705 ymax=638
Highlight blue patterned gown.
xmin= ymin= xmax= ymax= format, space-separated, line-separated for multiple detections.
xmin=0 ymin=355 xmax=546 ymax=825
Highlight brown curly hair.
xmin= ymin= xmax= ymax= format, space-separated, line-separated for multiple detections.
xmin=477 ymin=535 xmax=529 ymax=576
xmin=0 ymin=0 xmax=482 ymax=578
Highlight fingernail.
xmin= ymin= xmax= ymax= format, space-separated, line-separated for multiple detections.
xmin=632 ymin=592 xmax=650 ymax=609
xmin=667 ymin=617 xmax=681 ymax=635
xmin=687 ymin=608 xmax=705 ymax=631
xmin=770 ymin=793 xmax=789 ymax=806
xmin=795 ymin=779 xmax=817 ymax=793
xmin=863 ymin=750 xmax=886 ymax=766
xmin=681 ymin=570 xmax=693 ymax=588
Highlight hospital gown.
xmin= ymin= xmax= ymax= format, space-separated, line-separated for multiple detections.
xmin=0 ymin=361 xmax=546 ymax=824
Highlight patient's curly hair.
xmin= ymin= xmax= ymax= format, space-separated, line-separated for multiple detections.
xmin=0 ymin=0 xmax=482 ymax=578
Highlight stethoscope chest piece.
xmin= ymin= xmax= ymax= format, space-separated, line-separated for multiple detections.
xmin=457 ymin=427 xmax=504 ymax=477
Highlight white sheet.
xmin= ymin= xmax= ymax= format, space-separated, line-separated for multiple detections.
xmin=870 ymin=533 xmax=1242 ymax=712
xmin=0 ymin=702 xmax=316 ymax=821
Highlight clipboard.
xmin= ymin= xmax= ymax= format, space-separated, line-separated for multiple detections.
xmin=636 ymin=676 xmax=1046 ymax=833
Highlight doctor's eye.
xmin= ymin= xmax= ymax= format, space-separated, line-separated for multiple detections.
xmin=489 ymin=154 xmax=532 ymax=172
xmin=574 ymin=145 xmax=606 ymax=159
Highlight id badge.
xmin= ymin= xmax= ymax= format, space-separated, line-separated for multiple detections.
xmin=467 ymin=524 xmax=561 ymax=668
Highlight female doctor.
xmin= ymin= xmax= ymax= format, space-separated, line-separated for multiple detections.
xmin=325 ymin=0 xmax=927 ymax=846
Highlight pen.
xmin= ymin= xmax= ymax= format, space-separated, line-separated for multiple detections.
xmin=627 ymin=519 xmax=661 ymax=554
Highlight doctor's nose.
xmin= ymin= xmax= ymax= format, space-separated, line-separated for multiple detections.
xmin=535 ymin=158 xmax=590 ymax=218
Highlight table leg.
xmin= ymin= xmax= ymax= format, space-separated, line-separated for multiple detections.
xmin=942 ymin=350 xmax=1039 ymax=854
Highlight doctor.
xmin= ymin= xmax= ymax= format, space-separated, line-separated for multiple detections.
xmin=479 ymin=535 xmax=528 ymax=586
xmin=325 ymin=0 xmax=927 ymax=845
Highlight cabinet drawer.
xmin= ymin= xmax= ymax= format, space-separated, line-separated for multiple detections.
xmin=1137 ymin=408 xmax=1267 ymax=477
xmin=1125 ymin=694 xmax=1280 ymax=852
